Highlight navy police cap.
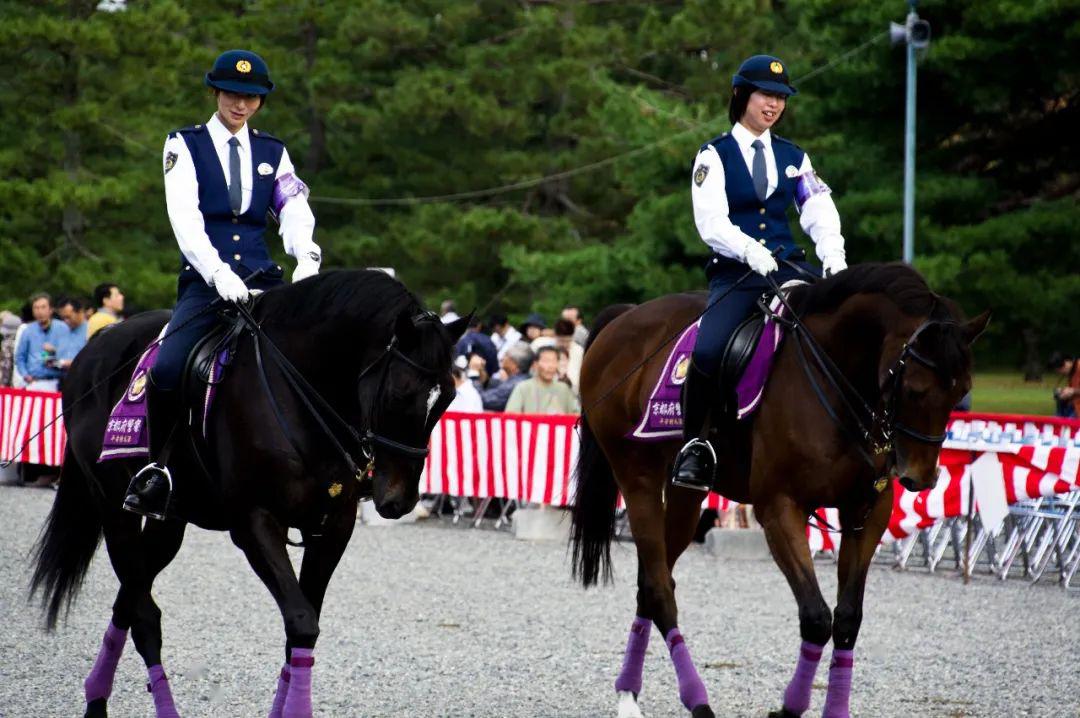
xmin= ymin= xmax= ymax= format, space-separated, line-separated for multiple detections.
xmin=205 ymin=50 xmax=275 ymax=96
xmin=732 ymin=54 xmax=797 ymax=96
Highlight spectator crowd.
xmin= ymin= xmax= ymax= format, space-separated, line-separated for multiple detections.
xmin=442 ymin=303 xmax=589 ymax=416
xmin=0 ymin=283 xmax=125 ymax=393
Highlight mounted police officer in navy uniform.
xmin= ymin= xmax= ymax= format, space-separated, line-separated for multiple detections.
xmin=124 ymin=50 xmax=321 ymax=519
xmin=672 ymin=54 xmax=849 ymax=491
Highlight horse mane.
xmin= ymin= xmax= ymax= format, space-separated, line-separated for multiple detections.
xmin=790 ymin=262 xmax=972 ymax=380
xmin=255 ymin=269 xmax=451 ymax=373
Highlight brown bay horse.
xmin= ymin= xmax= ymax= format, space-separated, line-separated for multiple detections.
xmin=570 ymin=263 xmax=988 ymax=718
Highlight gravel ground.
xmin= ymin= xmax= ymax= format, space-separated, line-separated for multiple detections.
xmin=0 ymin=486 xmax=1077 ymax=718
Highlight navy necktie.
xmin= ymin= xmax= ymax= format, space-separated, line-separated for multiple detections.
xmin=228 ymin=137 xmax=242 ymax=214
xmin=751 ymin=139 xmax=768 ymax=202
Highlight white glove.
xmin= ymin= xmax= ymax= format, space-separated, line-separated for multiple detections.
xmin=744 ymin=241 xmax=778 ymax=276
xmin=292 ymin=250 xmax=321 ymax=283
xmin=211 ymin=266 xmax=250 ymax=303
xmin=821 ymin=254 xmax=848 ymax=278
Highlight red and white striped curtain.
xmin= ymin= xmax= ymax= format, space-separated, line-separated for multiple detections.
xmin=0 ymin=388 xmax=66 ymax=465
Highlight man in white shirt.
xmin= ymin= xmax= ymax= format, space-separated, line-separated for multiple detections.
xmin=125 ymin=49 xmax=320 ymax=520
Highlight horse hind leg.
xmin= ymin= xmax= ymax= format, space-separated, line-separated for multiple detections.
xmin=82 ymin=620 xmax=128 ymax=718
xmin=101 ymin=514 xmax=187 ymax=718
xmin=623 ymin=482 xmax=713 ymax=718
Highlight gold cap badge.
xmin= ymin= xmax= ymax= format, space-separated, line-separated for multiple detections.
xmin=236 ymin=59 xmax=252 ymax=73
xmin=770 ymin=61 xmax=783 ymax=74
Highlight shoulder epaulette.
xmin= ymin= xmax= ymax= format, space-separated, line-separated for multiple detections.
xmin=250 ymin=128 xmax=283 ymax=144
xmin=170 ymin=124 xmax=207 ymax=138
xmin=699 ymin=132 xmax=730 ymax=153
xmin=772 ymin=134 xmax=803 ymax=152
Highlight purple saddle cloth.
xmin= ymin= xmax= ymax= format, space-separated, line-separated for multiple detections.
xmin=98 ymin=329 xmax=230 ymax=462
xmin=628 ymin=296 xmax=789 ymax=442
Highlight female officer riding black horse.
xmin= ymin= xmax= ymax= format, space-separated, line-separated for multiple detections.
xmin=125 ymin=49 xmax=322 ymax=519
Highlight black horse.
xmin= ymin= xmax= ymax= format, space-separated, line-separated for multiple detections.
xmin=31 ymin=269 xmax=467 ymax=718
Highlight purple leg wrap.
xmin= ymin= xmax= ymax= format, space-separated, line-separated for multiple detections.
xmin=614 ymin=616 xmax=652 ymax=695
xmin=821 ymin=649 xmax=854 ymax=718
xmin=781 ymin=641 xmax=824 ymax=715
xmin=147 ymin=664 xmax=180 ymax=718
xmin=267 ymin=665 xmax=291 ymax=718
xmin=282 ymin=648 xmax=314 ymax=718
xmin=664 ymin=628 xmax=709 ymax=711
xmin=84 ymin=621 xmax=128 ymax=703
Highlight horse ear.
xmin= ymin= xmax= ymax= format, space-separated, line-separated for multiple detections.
xmin=444 ymin=311 xmax=473 ymax=343
xmin=962 ymin=310 xmax=991 ymax=345
xmin=394 ymin=310 xmax=419 ymax=346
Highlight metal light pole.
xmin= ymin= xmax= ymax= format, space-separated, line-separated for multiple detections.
xmin=890 ymin=1 xmax=931 ymax=264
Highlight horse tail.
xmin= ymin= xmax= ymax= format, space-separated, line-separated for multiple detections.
xmin=570 ymin=305 xmax=634 ymax=588
xmin=30 ymin=445 xmax=104 ymax=631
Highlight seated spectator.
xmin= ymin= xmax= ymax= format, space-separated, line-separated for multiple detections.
xmin=553 ymin=318 xmax=583 ymax=394
xmin=1049 ymin=351 xmax=1080 ymax=418
xmin=561 ymin=305 xmax=589 ymax=347
xmin=56 ymin=297 xmax=89 ymax=371
xmin=14 ymin=292 xmax=67 ymax=392
xmin=505 ymin=346 xmax=580 ymax=415
xmin=0 ymin=310 xmax=21 ymax=386
xmin=555 ymin=346 xmax=573 ymax=389
xmin=521 ymin=313 xmax=547 ymax=344
xmin=440 ymin=299 xmax=460 ymax=324
xmin=87 ymin=282 xmax=125 ymax=338
xmin=478 ymin=341 xmax=533 ymax=411
xmin=455 ymin=316 xmax=499 ymax=377
xmin=489 ymin=313 xmax=522 ymax=360
xmin=447 ymin=366 xmax=484 ymax=413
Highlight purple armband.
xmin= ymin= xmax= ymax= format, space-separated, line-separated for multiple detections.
xmin=794 ymin=171 xmax=831 ymax=213
xmin=271 ymin=172 xmax=309 ymax=218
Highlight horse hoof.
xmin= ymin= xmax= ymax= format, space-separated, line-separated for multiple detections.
xmin=767 ymin=709 xmax=800 ymax=718
xmin=84 ymin=698 xmax=108 ymax=718
xmin=617 ymin=690 xmax=644 ymax=718
xmin=690 ymin=705 xmax=715 ymax=718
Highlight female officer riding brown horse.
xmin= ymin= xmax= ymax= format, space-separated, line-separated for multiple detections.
xmin=571 ymin=263 xmax=988 ymax=718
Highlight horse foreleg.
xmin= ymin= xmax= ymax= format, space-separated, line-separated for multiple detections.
xmin=822 ymin=490 xmax=892 ymax=718
xmin=231 ymin=508 xmax=319 ymax=718
xmin=625 ymin=483 xmax=712 ymax=718
xmin=260 ymin=501 xmax=360 ymax=718
xmin=758 ymin=495 xmax=831 ymax=718
xmin=99 ymin=516 xmax=186 ymax=718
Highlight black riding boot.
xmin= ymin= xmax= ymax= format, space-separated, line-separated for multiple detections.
xmin=122 ymin=386 xmax=180 ymax=520
xmin=671 ymin=361 xmax=717 ymax=491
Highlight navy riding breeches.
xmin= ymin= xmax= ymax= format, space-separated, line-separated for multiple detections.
xmin=691 ymin=258 xmax=819 ymax=377
xmin=150 ymin=275 xmax=283 ymax=391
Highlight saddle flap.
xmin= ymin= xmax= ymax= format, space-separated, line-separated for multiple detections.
xmin=721 ymin=314 xmax=766 ymax=392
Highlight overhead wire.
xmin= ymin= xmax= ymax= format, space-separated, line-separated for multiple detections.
xmin=308 ymin=29 xmax=889 ymax=208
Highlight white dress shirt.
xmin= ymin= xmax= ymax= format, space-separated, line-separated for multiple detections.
xmin=162 ymin=113 xmax=318 ymax=284
xmin=691 ymin=122 xmax=845 ymax=264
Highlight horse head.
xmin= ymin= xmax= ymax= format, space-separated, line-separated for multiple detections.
xmin=358 ymin=309 xmax=469 ymax=518
xmin=879 ymin=308 xmax=990 ymax=492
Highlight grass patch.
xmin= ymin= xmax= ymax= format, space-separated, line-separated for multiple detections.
xmin=970 ymin=372 xmax=1058 ymax=415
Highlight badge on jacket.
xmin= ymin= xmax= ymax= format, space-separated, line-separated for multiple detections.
xmin=693 ymin=164 xmax=709 ymax=187
xmin=257 ymin=162 xmax=274 ymax=176
xmin=164 ymin=152 xmax=177 ymax=174
xmin=784 ymin=164 xmax=799 ymax=178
